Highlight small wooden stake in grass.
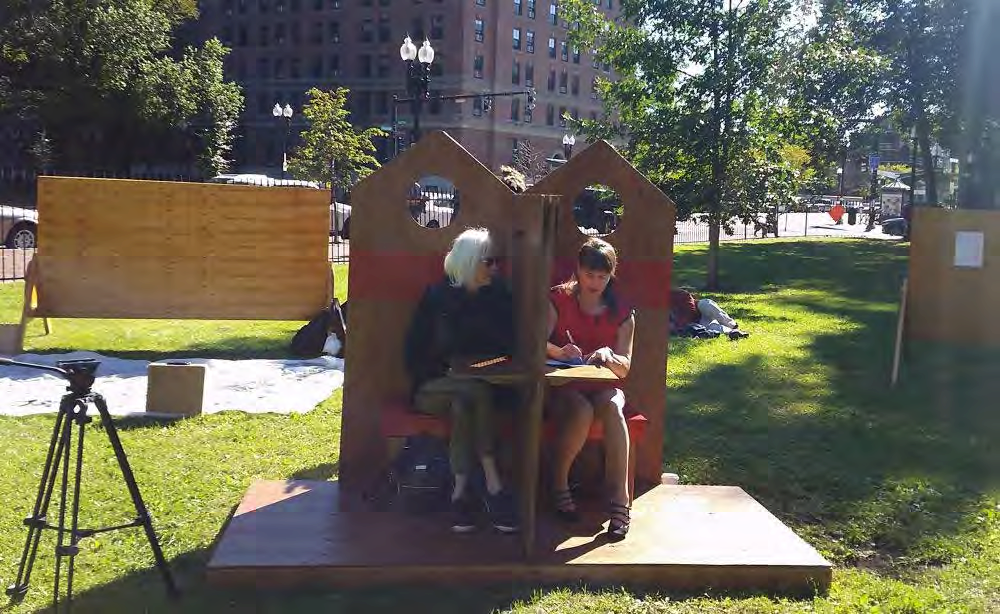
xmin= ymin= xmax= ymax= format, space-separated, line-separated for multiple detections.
xmin=891 ymin=277 xmax=908 ymax=388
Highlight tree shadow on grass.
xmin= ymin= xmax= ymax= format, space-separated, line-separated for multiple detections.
xmin=667 ymin=282 xmax=999 ymax=572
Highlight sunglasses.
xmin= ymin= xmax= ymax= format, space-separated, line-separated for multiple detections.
xmin=481 ymin=256 xmax=502 ymax=267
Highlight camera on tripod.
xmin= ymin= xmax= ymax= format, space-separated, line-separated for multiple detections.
xmin=55 ymin=359 xmax=99 ymax=377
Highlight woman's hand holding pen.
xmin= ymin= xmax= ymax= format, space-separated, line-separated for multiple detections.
xmin=558 ymin=330 xmax=583 ymax=362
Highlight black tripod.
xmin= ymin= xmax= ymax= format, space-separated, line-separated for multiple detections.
xmin=1 ymin=358 xmax=179 ymax=612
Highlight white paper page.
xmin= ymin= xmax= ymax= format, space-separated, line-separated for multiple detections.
xmin=954 ymin=231 xmax=985 ymax=268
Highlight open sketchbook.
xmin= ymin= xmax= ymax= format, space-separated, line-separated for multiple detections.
xmin=545 ymin=357 xmax=587 ymax=368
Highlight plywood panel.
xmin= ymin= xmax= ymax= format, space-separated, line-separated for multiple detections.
xmin=207 ymin=480 xmax=832 ymax=594
xmin=34 ymin=177 xmax=331 ymax=320
xmin=341 ymin=132 xmax=531 ymax=491
xmin=909 ymin=208 xmax=1000 ymax=345
xmin=528 ymin=142 xmax=676 ymax=486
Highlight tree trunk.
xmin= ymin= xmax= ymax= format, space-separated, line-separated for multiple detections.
xmin=918 ymin=126 xmax=937 ymax=205
xmin=706 ymin=4 xmax=723 ymax=291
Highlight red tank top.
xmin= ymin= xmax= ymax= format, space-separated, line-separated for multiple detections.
xmin=549 ymin=285 xmax=630 ymax=355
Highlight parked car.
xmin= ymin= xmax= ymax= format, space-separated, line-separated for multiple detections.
xmin=2 ymin=206 xmax=38 ymax=249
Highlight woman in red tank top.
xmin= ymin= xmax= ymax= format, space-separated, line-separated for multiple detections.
xmin=545 ymin=238 xmax=635 ymax=540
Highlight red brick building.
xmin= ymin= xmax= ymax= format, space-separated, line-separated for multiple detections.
xmin=193 ymin=0 xmax=617 ymax=173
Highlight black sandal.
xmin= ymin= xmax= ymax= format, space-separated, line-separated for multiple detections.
xmin=607 ymin=501 xmax=631 ymax=541
xmin=553 ymin=489 xmax=580 ymax=523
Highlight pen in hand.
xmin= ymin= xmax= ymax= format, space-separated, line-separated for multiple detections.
xmin=565 ymin=330 xmax=575 ymax=345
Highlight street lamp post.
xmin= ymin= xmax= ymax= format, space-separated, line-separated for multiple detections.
xmin=400 ymin=36 xmax=434 ymax=144
xmin=562 ymin=134 xmax=576 ymax=160
xmin=836 ymin=166 xmax=844 ymax=225
xmin=272 ymin=102 xmax=293 ymax=179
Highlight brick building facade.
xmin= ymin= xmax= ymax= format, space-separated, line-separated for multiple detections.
xmin=192 ymin=0 xmax=617 ymax=173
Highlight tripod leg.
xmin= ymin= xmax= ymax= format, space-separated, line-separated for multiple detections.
xmin=53 ymin=402 xmax=75 ymax=612
xmin=6 ymin=396 xmax=72 ymax=602
xmin=65 ymin=405 xmax=89 ymax=605
xmin=92 ymin=394 xmax=179 ymax=599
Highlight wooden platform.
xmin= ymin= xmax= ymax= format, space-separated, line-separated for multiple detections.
xmin=207 ymin=480 xmax=831 ymax=594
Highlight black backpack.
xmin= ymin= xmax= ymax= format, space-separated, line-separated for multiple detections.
xmin=290 ymin=299 xmax=346 ymax=358
xmin=389 ymin=435 xmax=451 ymax=514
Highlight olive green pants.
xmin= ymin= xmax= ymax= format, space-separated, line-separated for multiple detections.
xmin=414 ymin=376 xmax=497 ymax=476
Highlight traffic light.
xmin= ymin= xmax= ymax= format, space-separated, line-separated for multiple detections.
xmin=526 ymin=88 xmax=536 ymax=111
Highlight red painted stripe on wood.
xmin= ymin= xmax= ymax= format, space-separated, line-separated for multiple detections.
xmin=349 ymin=250 xmax=445 ymax=302
xmin=349 ymin=250 xmax=670 ymax=309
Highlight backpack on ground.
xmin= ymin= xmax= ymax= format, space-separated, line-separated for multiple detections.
xmin=290 ymin=298 xmax=345 ymax=358
xmin=389 ymin=434 xmax=451 ymax=514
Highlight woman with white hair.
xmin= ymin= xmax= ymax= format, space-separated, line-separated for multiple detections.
xmin=404 ymin=227 xmax=519 ymax=534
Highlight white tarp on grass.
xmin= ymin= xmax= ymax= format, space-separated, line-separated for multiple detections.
xmin=0 ymin=351 xmax=344 ymax=417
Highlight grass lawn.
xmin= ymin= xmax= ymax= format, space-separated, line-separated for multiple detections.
xmin=0 ymin=240 xmax=998 ymax=613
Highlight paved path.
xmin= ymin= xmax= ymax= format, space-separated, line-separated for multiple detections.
xmin=674 ymin=212 xmax=900 ymax=244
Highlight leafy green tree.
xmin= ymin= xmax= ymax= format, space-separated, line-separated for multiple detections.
xmin=0 ymin=0 xmax=240 ymax=176
xmin=562 ymin=0 xmax=807 ymax=288
xmin=286 ymin=87 xmax=386 ymax=194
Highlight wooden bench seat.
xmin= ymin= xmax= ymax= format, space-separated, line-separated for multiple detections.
xmin=378 ymin=398 xmax=649 ymax=444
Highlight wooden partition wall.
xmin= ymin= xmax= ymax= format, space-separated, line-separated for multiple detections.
xmin=528 ymin=141 xmax=676 ymax=487
xmin=340 ymin=131 xmax=558 ymax=491
xmin=909 ymin=207 xmax=1000 ymax=345
xmin=340 ymin=132 xmax=676 ymax=494
xmin=27 ymin=177 xmax=331 ymax=321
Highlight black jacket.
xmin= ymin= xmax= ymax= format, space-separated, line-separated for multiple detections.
xmin=404 ymin=278 xmax=515 ymax=392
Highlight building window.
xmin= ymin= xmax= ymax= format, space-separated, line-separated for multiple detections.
xmin=591 ymin=76 xmax=599 ymax=98
xmin=431 ymin=14 xmax=444 ymax=39
xmin=237 ymin=25 xmax=248 ymax=46
xmin=525 ymin=61 xmax=534 ymax=86
xmin=329 ymin=0 xmax=340 ymax=7
xmin=310 ymin=22 xmax=323 ymax=44
xmin=257 ymin=93 xmax=267 ymax=115
xmin=360 ymin=20 xmax=374 ymax=43
xmin=378 ymin=15 xmax=391 ymax=42
xmin=513 ymin=27 xmax=521 ymax=50
xmin=524 ymin=104 xmax=533 ymax=123
xmin=592 ymin=51 xmax=600 ymax=68
xmin=572 ymin=46 xmax=580 ymax=63
xmin=329 ymin=54 xmax=340 ymax=76
xmin=276 ymin=0 xmax=286 ymax=12
xmin=473 ymin=96 xmax=483 ymax=116
xmin=571 ymin=107 xmax=579 ymax=120
xmin=590 ymin=110 xmax=597 ymax=120
xmin=571 ymin=74 xmax=579 ymax=95
xmin=259 ymin=25 xmax=270 ymax=46
xmin=411 ymin=17 xmax=425 ymax=39
xmin=548 ymin=2 xmax=557 ymax=25
xmin=360 ymin=54 xmax=372 ymax=77
xmin=526 ymin=30 xmax=534 ymax=53
xmin=546 ymin=104 xmax=554 ymax=125
xmin=290 ymin=21 xmax=300 ymax=43
xmin=476 ymin=0 xmax=485 ymax=5
xmin=474 ymin=54 xmax=484 ymax=78
xmin=560 ymin=40 xmax=568 ymax=61
xmin=275 ymin=22 xmax=286 ymax=44
xmin=527 ymin=0 xmax=535 ymax=18
xmin=606 ymin=0 xmax=612 ymax=8
xmin=328 ymin=21 xmax=340 ymax=42
xmin=290 ymin=58 xmax=301 ymax=78
xmin=314 ymin=0 xmax=323 ymax=8
xmin=310 ymin=56 xmax=323 ymax=78
xmin=379 ymin=0 xmax=390 ymax=5
xmin=559 ymin=70 xmax=567 ymax=93
xmin=377 ymin=54 xmax=390 ymax=77
xmin=291 ymin=0 xmax=300 ymax=10
xmin=512 ymin=60 xmax=521 ymax=84
xmin=511 ymin=98 xmax=520 ymax=122
xmin=547 ymin=68 xmax=555 ymax=91
xmin=259 ymin=0 xmax=269 ymax=12
xmin=431 ymin=51 xmax=444 ymax=75
xmin=238 ymin=0 xmax=247 ymax=14
xmin=475 ymin=18 xmax=485 ymax=42
xmin=257 ymin=57 xmax=270 ymax=78
xmin=548 ymin=37 xmax=556 ymax=58
xmin=274 ymin=58 xmax=285 ymax=78
xmin=558 ymin=106 xmax=566 ymax=127
xmin=514 ymin=0 xmax=522 ymax=15
xmin=376 ymin=92 xmax=389 ymax=114
xmin=602 ymin=61 xmax=610 ymax=73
